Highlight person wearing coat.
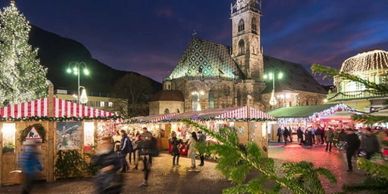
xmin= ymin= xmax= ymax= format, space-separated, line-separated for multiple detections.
xmin=297 ymin=127 xmax=304 ymax=145
xmin=119 ymin=130 xmax=132 ymax=173
xmin=325 ymin=128 xmax=335 ymax=152
xmin=20 ymin=140 xmax=43 ymax=194
xmin=360 ymin=128 xmax=380 ymax=160
xmin=345 ymin=129 xmax=361 ymax=172
xmin=188 ymin=132 xmax=198 ymax=169
xmin=92 ymin=137 xmax=123 ymax=194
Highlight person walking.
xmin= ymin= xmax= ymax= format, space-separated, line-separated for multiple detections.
xmin=325 ymin=128 xmax=335 ymax=152
xmin=198 ymin=131 xmax=206 ymax=166
xmin=119 ymin=130 xmax=132 ymax=173
xmin=320 ymin=127 xmax=325 ymax=145
xmin=277 ymin=127 xmax=282 ymax=143
xmin=345 ymin=129 xmax=361 ymax=172
xmin=92 ymin=137 xmax=123 ymax=194
xmin=20 ymin=140 xmax=43 ymax=194
xmin=297 ymin=127 xmax=304 ymax=145
xmin=188 ymin=132 xmax=198 ymax=169
xmin=169 ymin=131 xmax=182 ymax=166
xmin=133 ymin=131 xmax=141 ymax=170
xmin=360 ymin=128 xmax=380 ymax=160
xmin=138 ymin=127 xmax=153 ymax=187
xmin=283 ymin=127 xmax=289 ymax=145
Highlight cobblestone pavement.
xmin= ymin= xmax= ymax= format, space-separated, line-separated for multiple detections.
xmin=0 ymin=145 xmax=368 ymax=194
xmin=0 ymin=153 xmax=231 ymax=194
xmin=269 ymin=143 xmax=367 ymax=193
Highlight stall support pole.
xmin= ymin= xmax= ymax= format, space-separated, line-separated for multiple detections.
xmin=46 ymin=83 xmax=55 ymax=182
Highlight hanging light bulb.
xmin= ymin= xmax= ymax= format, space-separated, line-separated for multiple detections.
xmin=80 ymin=87 xmax=88 ymax=104
xmin=269 ymin=90 xmax=278 ymax=106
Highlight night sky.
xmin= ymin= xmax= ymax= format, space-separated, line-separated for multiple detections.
xmin=2 ymin=0 xmax=388 ymax=83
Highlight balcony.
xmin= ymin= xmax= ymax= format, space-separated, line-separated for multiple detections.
xmin=328 ymin=90 xmax=388 ymax=102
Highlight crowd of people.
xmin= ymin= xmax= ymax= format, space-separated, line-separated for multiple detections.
xmin=277 ymin=126 xmax=387 ymax=172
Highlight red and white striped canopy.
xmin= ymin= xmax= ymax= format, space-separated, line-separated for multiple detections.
xmin=130 ymin=106 xmax=275 ymax=123
xmin=0 ymin=97 xmax=114 ymax=119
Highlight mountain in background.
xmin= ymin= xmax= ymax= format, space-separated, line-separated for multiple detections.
xmin=28 ymin=25 xmax=161 ymax=96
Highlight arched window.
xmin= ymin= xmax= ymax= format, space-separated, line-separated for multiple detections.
xmin=164 ymin=108 xmax=170 ymax=114
xmin=251 ymin=17 xmax=257 ymax=34
xmin=238 ymin=19 xmax=245 ymax=32
xmin=238 ymin=39 xmax=245 ymax=55
xmin=192 ymin=94 xmax=201 ymax=111
xmin=208 ymin=90 xmax=215 ymax=109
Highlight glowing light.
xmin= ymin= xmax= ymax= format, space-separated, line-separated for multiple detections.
xmin=2 ymin=123 xmax=16 ymax=152
xmin=66 ymin=68 xmax=72 ymax=74
xmin=83 ymin=68 xmax=90 ymax=76
xmin=83 ymin=122 xmax=95 ymax=146
xmin=80 ymin=88 xmax=88 ymax=104
xmin=278 ymin=72 xmax=284 ymax=79
xmin=199 ymin=90 xmax=205 ymax=96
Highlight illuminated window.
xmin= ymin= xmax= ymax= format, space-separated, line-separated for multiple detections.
xmin=108 ymin=102 xmax=113 ymax=107
xmin=2 ymin=123 xmax=16 ymax=153
xmin=238 ymin=19 xmax=245 ymax=32
xmin=83 ymin=122 xmax=95 ymax=147
xmin=100 ymin=101 xmax=105 ymax=107
xmin=192 ymin=94 xmax=201 ymax=111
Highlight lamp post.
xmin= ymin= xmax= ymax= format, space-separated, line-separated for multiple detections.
xmin=263 ymin=71 xmax=283 ymax=107
xmin=66 ymin=62 xmax=90 ymax=104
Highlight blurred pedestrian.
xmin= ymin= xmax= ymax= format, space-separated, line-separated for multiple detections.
xmin=169 ymin=131 xmax=182 ymax=166
xmin=188 ymin=132 xmax=198 ymax=169
xmin=92 ymin=137 xmax=122 ymax=194
xmin=360 ymin=128 xmax=380 ymax=160
xmin=138 ymin=127 xmax=153 ymax=187
xmin=345 ymin=129 xmax=361 ymax=172
xmin=297 ymin=127 xmax=304 ymax=145
xmin=277 ymin=127 xmax=282 ymax=143
xmin=325 ymin=128 xmax=334 ymax=152
xmin=198 ymin=131 xmax=206 ymax=166
xmin=320 ymin=127 xmax=325 ymax=144
xmin=20 ymin=140 xmax=43 ymax=194
xmin=283 ymin=127 xmax=289 ymax=145
xmin=120 ymin=130 xmax=132 ymax=173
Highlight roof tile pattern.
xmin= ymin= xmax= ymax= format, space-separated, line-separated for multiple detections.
xmin=167 ymin=38 xmax=243 ymax=80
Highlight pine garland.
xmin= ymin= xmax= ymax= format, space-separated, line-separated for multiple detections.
xmin=184 ymin=119 xmax=336 ymax=193
xmin=0 ymin=115 xmax=123 ymax=122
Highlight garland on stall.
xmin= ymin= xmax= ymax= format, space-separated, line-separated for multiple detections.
xmin=19 ymin=123 xmax=46 ymax=143
xmin=126 ymin=118 xmax=276 ymax=124
xmin=0 ymin=115 xmax=123 ymax=122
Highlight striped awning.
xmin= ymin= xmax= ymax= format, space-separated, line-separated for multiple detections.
xmin=129 ymin=106 xmax=275 ymax=123
xmin=0 ymin=97 xmax=114 ymax=119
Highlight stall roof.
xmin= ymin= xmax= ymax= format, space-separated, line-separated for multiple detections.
xmin=130 ymin=106 xmax=275 ymax=123
xmin=0 ymin=97 xmax=117 ymax=120
xmin=268 ymin=104 xmax=351 ymax=118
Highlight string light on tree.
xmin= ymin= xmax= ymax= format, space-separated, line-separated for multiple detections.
xmin=0 ymin=1 xmax=48 ymax=105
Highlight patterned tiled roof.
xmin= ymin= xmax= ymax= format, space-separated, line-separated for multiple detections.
xmin=166 ymin=38 xmax=244 ymax=80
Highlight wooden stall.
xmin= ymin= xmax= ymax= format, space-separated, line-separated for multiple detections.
xmin=126 ymin=106 xmax=275 ymax=156
xmin=267 ymin=104 xmax=356 ymax=142
xmin=0 ymin=96 xmax=119 ymax=186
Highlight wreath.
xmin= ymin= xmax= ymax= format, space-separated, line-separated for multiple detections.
xmin=20 ymin=123 xmax=46 ymax=143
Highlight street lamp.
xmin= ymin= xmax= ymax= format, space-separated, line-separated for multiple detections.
xmin=264 ymin=71 xmax=284 ymax=106
xmin=66 ymin=62 xmax=90 ymax=104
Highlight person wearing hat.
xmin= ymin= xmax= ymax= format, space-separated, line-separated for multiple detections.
xmin=345 ymin=129 xmax=361 ymax=172
xmin=20 ymin=140 xmax=43 ymax=194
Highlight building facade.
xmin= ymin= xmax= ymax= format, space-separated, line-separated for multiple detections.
xmin=328 ymin=50 xmax=388 ymax=112
xmin=150 ymin=0 xmax=326 ymax=115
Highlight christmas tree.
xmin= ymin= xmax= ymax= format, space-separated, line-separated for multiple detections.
xmin=0 ymin=1 xmax=48 ymax=106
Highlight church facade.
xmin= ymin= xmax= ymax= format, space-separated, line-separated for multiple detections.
xmin=149 ymin=0 xmax=327 ymax=115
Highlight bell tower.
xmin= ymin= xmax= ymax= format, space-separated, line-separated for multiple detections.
xmin=231 ymin=0 xmax=264 ymax=80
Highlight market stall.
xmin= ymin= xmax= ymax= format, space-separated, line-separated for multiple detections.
xmin=0 ymin=95 xmax=120 ymax=185
xmin=125 ymin=106 xmax=275 ymax=155
xmin=267 ymin=104 xmax=355 ymax=141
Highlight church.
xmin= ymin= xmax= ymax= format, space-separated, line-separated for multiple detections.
xmin=149 ymin=0 xmax=327 ymax=115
